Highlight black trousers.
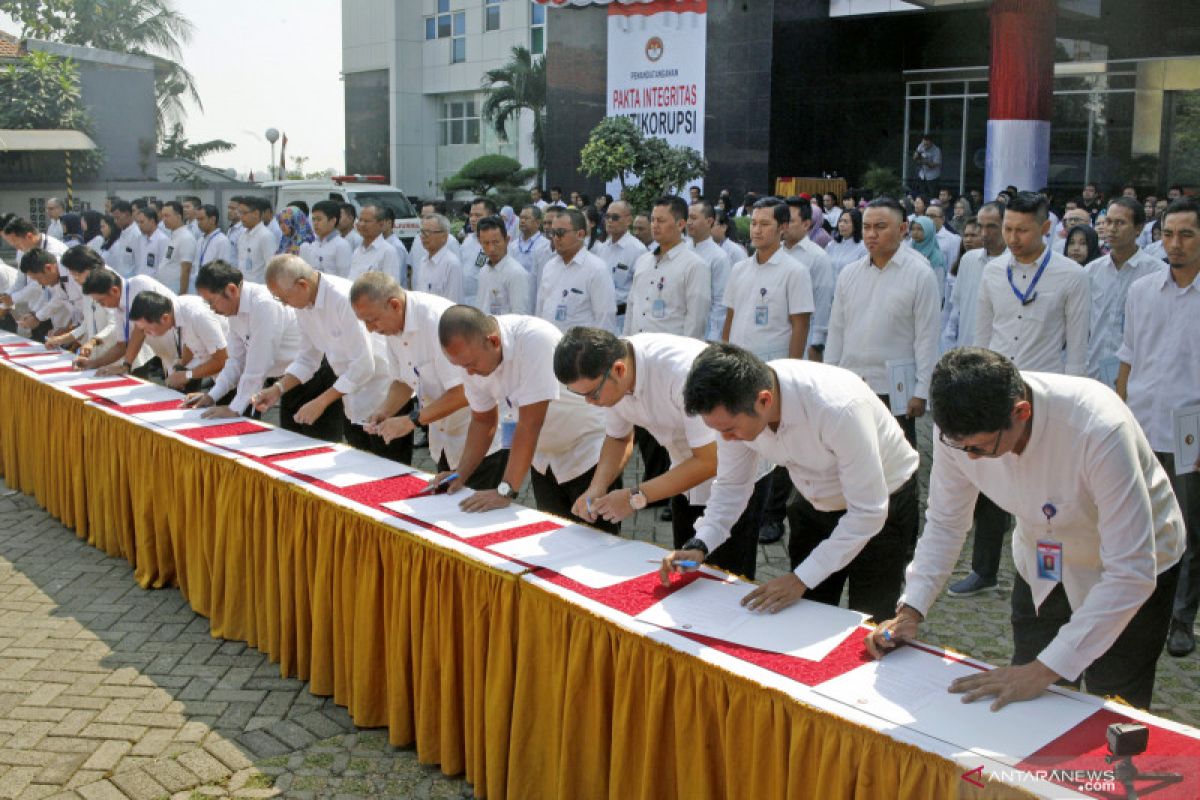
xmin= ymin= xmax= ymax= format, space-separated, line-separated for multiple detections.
xmin=876 ymin=393 xmax=918 ymax=448
xmin=785 ymin=475 xmax=919 ymax=622
xmin=438 ymin=448 xmax=509 ymax=492
xmin=278 ymin=359 xmax=346 ymax=443
xmin=1010 ymin=562 xmax=1179 ymax=710
xmin=0 ymin=313 xmax=15 ymax=333
xmin=763 ymin=465 xmax=792 ymax=526
xmin=635 ymin=427 xmax=671 ymax=506
xmin=968 ymin=493 xmax=1015 ymax=581
xmin=344 ymin=417 xmax=413 ymax=465
xmin=27 ymin=318 xmax=52 ymax=343
xmin=530 ymin=465 xmax=622 ymax=535
xmin=669 ymin=476 xmax=769 ymax=580
xmin=1156 ymin=452 xmax=1200 ymax=628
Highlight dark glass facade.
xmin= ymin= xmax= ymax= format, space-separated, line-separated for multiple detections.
xmin=345 ymin=69 xmax=390 ymax=177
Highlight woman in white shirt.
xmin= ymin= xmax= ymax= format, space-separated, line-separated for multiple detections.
xmin=96 ymin=214 xmax=122 ymax=264
xmin=82 ymin=210 xmax=105 ymax=252
xmin=824 ymin=208 xmax=867 ymax=285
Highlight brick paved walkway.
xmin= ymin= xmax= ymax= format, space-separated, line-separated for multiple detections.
xmin=0 ymin=416 xmax=1195 ymax=798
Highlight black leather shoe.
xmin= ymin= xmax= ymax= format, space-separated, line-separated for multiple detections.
xmin=758 ymin=520 xmax=785 ymax=544
xmin=1167 ymin=621 xmax=1195 ymax=657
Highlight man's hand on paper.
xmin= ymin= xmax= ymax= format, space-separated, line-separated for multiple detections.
xmin=459 ymin=488 xmax=509 ymax=513
xmin=201 ymin=406 xmax=239 ymax=420
xmin=741 ymin=573 xmax=808 ymax=614
xmin=865 ymin=605 xmax=923 ymax=659
xmin=571 ymin=486 xmax=605 ymax=524
xmin=183 ymin=392 xmax=213 ymax=409
xmin=947 ymin=660 xmax=1061 ymax=712
xmin=376 ymin=416 xmax=415 ymax=444
xmin=251 ymin=383 xmax=282 ymax=413
xmin=94 ymin=361 xmax=127 ymax=377
xmin=425 ymin=471 xmax=465 ymax=495
xmin=658 ymin=548 xmax=705 ymax=586
xmin=292 ymin=397 xmax=327 ymax=426
xmin=589 ymin=488 xmax=637 ymax=523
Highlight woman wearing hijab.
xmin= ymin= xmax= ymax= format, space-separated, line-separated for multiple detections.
xmin=1063 ymin=223 xmax=1102 ymax=267
xmin=908 ymin=214 xmax=946 ymax=297
xmin=808 ymin=203 xmax=832 ymax=248
xmin=500 ymin=205 xmax=519 ymax=239
xmin=276 ymin=206 xmax=315 ymax=255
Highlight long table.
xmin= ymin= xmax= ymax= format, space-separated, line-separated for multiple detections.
xmin=2 ymin=335 xmax=1198 ymax=800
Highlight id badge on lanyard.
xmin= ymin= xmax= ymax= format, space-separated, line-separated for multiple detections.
xmin=1036 ymin=502 xmax=1063 ymax=582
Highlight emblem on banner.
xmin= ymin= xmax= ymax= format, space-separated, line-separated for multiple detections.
xmin=645 ymin=36 xmax=664 ymax=62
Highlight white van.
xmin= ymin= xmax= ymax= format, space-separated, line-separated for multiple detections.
xmin=262 ymin=175 xmax=421 ymax=243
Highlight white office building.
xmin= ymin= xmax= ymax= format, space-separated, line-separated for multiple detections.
xmin=342 ymin=0 xmax=546 ymax=201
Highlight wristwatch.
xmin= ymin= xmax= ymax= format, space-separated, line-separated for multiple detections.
xmin=629 ymin=488 xmax=648 ymax=510
xmin=409 ymin=405 xmax=422 ymax=426
xmin=172 ymin=363 xmax=187 ymax=373
xmin=496 ymin=481 xmax=519 ymax=499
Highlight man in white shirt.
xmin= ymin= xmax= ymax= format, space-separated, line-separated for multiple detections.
xmin=109 ymin=200 xmax=140 ymax=277
xmin=473 ymin=216 xmax=530 ymax=315
xmin=781 ymin=197 xmax=834 ymax=359
xmin=1 ymin=218 xmax=69 ymax=340
xmin=1051 ymin=203 xmax=1092 ymax=249
xmin=127 ymin=290 xmax=228 ymax=392
xmin=1117 ymin=196 xmax=1200 ymax=658
xmin=48 ymin=246 xmax=113 ymax=354
xmin=348 ymin=204 xmax=400 ymax=283
xmin=975 ymin=190 xmax=1090 ymax=376
xmin=44 ymin=197 xmax=65 ymax=241
xmin=547 ymin=187 xmax=566 ymax=209
xmin=592 ymin=200 xmax=647 ymax=329
xmin=15 ymin=247 xmax=85 ymax=336
xmin=434 ymin=306 xmax=613 ymax=531
xmin=557 ymin=329 xmax=760 ymax=577
xmin=912 ymin=135 xmax=942 ymax=197
xmin=185 ymin=262 xmax=335 ymax=438
xmin=869 ymin=348 xmax=1184 ymax=711
xmin=624 ymin=196 xmax=710 ymax=339
xmin=132 ymin=208 xmax=169 ymax=279
xmin=458 ymin=198 xmax=496 ymax=306
xmin=378 ymin=206 xmax=411 ymax=286
xmin=225 ymin=197 xmax=245 ymax=250
xmin=686 ymin=201 xmax=732 ymax=341
xmin=926 ymin=204 xmax=962 ymax=275
xmin=722 ymin=198 xmax=813 ymax=360
xmin=508 ymin=205 xmax=552 ymax=308
xmin=237 ymin=197 xmax=280 ymax=284
xmin=827 ymin=197 xmax=941 ymax=447
xmin=661 ymin=343 xmax=919 ymax=622
xmin=537 ymin=208 xmax=617 ymax=333
xmin=414 ymin=213 xmax=463 ymax=304
xmin=336 ymin=203 xmax=363 ymax=253
xmin=254 ymin=255 xmax=398 ymax=460
xmin=158 ymin=201 xmax=197 ymax=296
xmin=263 ymin=200 xmax=284 ymax=248
xmin=195 ymin=204 xmax=233 ymax=275
xmin=408 ymin=201 xmax=462 ymax=271
xmin=1084 ymin=197 xmax=1165 ymax=388
xmin=350 ymin=272 xmax=506 ymax=486
xmin=300 ymin=200 xmax=352 ymax=278
xmin=76 ymin=268 xmax=176 ymax=376
xmin=712 ymin=210 xmax=748 ymax=266
xmin=181 ymin=196 xmax=203 ymax=240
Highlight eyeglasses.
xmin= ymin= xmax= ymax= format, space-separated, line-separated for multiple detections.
xmin=605 ymin=214 xmax=625 ymax=222
xmin=570 ymin=370 xmax=611 ymax=402
xmin=549 ymin=228 xmax=574 ymax=238
xmin=938 ymin=429 xmax=1003 ymax=456
xmin=419 ymin=229 xmax=445 ymax=237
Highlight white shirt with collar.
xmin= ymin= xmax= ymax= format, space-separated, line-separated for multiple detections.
xmin=417 ymin=245 xmax=464 ymax=304
xmin=143 ymin=294 xmax=229 ymax=373
xmin=536 ymin=246 xmax=617 ymax=333
xmin=947 ymin=248 xmax=1007 ymax=348
xmin=239 ymin=223 xmax=279 ymax=284
xmin=34 ymin=264 xmax=86 ymax=329
xmin=133 ymin=228 xmax=169 ymax=278
xmin=382 ymin=291 xmax=500 ymax=468
xmin=207 ymin=282 xmax=302 ymax=415
xmin=10 ymin=235 xmax=68 ymax=320
xmin=474 ymin=255 xmax=531 ymax=316
xmin=226 ymin=221 xmax=245 ymax=249
xmin=692 ymin=236 xmax=732 ymax=341
xmin=409 ymin=231 xmax=459 ymax=270
xmin=1117 ymin=267 xmax=1200 ymax=453
xmin=385 ymin=234 xmax=411 ymax=285
xmin=975 ymin=246 xmax=1090 ymax=375
xmin=187 ymin=219 xmax=203 ymax=240
xmin=113 ymin=224 xmax=140 ymax=277
xmin=725 ymin=247 xmax=814 ymax=361
xmin=825 ymin=247 xmax=939 ymax=401
xmin=112 ymin=274 xmax=175 ymax=344
xmin=903 ymin=372 xmax=1185 ymax=682
xmin=299 ymin=232 xmax=352 ymax=278
xmin=461 ymin=315 xmax=605 ymax=483
xmin=284 ymin=273 xmax=392 ymax=424
xmin=342 ymin=228 xmax=363 ymax=253
xmin=268 ymin=217 xmax=284 ymax=248
xmin=593 ymin=232 xmax=648 ymax=308
xmin=46 ymin=218 xmax=64 ymax=241
xmin=785 ymin=238 xmax=835 ymax=349
xmin=694 ymin=359 xmax=918 ymax=589
xmin=508 ymin=231 xmax=551 ymax=276
xmin=196 ymin=229 xmax=233 ymax=273
xmin=720 ymin=237 xmax=748 ymax=266
xmin=623 ymin=241 xmax=711 ymax=339
xmin=459 ymin=233 xmax=486 ymax=306
xmin=935 ymin=226 xmax=962 ymax=273
xmin=1083 ymin=248 xmax=1165 ymax=385
xmin=606 ymin=333 xmax=715 ymax=504
xmin=349 ymin=236 xmax=401 ymax=283
xmin=159 ymin=225 xmax=197 ymax=295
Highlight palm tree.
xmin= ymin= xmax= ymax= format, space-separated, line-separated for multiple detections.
xmin=158 ymin=122 xmax=234 ymax=163
xmin=481 ymin=46 xmax=546 ymax=186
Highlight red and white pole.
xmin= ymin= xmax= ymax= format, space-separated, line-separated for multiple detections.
xmin=985 ymin=0 xmax=1056 ymax=200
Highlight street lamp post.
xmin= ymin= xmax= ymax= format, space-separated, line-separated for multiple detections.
xmin=265 ymin=128 xmax=280 ymax=180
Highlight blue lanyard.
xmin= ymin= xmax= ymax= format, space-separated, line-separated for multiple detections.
xmin=518 ymin=233 xmax=542 ymax=255
xmin=198 ymin=232 xmax=213 ymax=265
xmin=122 ymin=280 xmax=130 ymax=339
xmin=1007 ymin=247 xmax=1052 ymax=306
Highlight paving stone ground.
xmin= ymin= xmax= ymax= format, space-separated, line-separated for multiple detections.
xmin=0 ymin=415 xmax=1196 ymax=798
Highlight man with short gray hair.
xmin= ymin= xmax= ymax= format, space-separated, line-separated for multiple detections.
xmin=45 ymin=197 xmax=65 ymax=241
xmin=413 ymin=213 xmax=463 ymax=304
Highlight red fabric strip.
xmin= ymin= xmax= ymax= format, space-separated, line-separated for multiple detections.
xmin=988 ymin=0 xmax=1056 ymax=121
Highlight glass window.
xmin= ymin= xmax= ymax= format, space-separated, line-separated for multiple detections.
xmin=531 ymin=2 xmax=544 ymax=25
xmin=467 ymin=119 xmax=480 ymax=143
xmin=451 ymin=120 xmax=464 ymax=145
xmin=530 ymin=26 xmax=544 ymax=56
xmin=453 ymin=11 xmax=465 ymax=35
xmin=437 ymin=13 xmax=451 ymax=38
xmin=438 ymin=95 xmax=482 ymax=146
xmin=425 ymin=18 xmax=436 ymax=40
xmin=452 ymin=36 xmax=466 ymax=64
xmin=485 ymin=0 xmax=501 ymax=32
xmin=345 ymin=70 xmax=391 ymax=177
xmin=438 ymin=0 xmax=449 ymax=12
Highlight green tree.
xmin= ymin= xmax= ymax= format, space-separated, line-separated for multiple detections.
xmin=480 ymin=46 xmax=546 ymax=186
xmin=579 ymin=116 xmax=706 ymax=212
xmin=157 ymin=122 xmax=234 ymax=163
xmin=0 ymin=50 xmax=102 ymax=177
xmin=0 ymin=0 xmax=199 ymax=136
xmin=443 ymin=154 xmax=536 ymax=195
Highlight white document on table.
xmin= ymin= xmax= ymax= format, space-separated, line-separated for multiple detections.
xmin=88 ymin=382 xmax=184 ymax=406
xmin=0 ymin=332 xmax=30 ymax=344
xmin=490 ymin=525 xmax=667 ymax=587
xmin=634 ymin=578 xmax=868 ymax=661
xmin=885 ymin=358 xmax=917 ymax=415
xmin=38 ymin=370 xmax=101 ymax=385
xmin=134 ymin=407 xmax=257 ymax=431
xmin=812 ymin=646 xmax=1097 ymax=763
xmin=209 ymin=428 xmax=322 ymax=458
xmin=272 ymin=447 xmax=414 ymax=488
xmin=1172 ymin=404 xmax=1200 ymax=476
xmin=10 ymin=352 xmax=76 ymax=368
xmin=382 ymin=491 xmax=555 ymax=539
